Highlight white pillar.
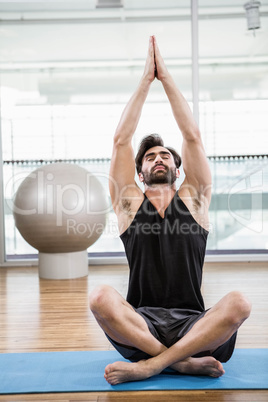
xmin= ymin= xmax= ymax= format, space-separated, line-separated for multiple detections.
xmin=0 ymin=114 xmax=6 ymax=266
xmin=39 ymin=250 xmax=89 ymax=279
xmin=191 ymin=0 xmax=199 ymax=125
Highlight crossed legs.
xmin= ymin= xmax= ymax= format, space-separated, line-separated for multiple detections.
xmin=89 ymin=285 xmax=251 ymax=385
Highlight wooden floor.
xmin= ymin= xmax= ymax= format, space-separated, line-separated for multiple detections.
xmin=0 ymin=261 xmax=267 ymax=401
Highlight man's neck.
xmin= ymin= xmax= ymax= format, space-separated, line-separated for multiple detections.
xmin=144 ymin=183 xmax=177 ymax=211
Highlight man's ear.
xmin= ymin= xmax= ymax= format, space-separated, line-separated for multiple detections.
xmin=176 ymin=169 xmax=180 ymax=179
xmin=138 ymin=172 xmax=144 ymax=183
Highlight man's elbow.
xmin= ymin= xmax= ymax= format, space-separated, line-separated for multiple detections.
xmin=184 ymin=129 xmax=202 ymax=144
xmin=183 ymin=126 xmax=201 ymax=142
xmin=113 ymin=131 xmax=131 ymax=147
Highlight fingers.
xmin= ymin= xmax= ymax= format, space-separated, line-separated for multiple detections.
xmin=148 ymin=35 xmax=155 ymax=60
xmin=152 ymin=35 xmax=157 ymax=48
xmin=143 ymin=35 xmax=163 ymax=82
xmin=149 ymin=35 xmax=160 ymax=57
xmin=151 ymin=35 xmax=158 ymax=79
xmin=152 ymin=35 xmax=161 ymax=60
xmin=151 ymin=35 xmax=168 ymax=81
xmin=152 ymin=35 xmax=157 ymax=76
xmin=143 ymin=36 xmax=156 ymax=82
xmin=145 ymin=36 xmax=154 ymax=64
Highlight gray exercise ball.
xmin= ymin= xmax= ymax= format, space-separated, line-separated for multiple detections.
xmin=13 ymin=163 xmax=109 ymax=278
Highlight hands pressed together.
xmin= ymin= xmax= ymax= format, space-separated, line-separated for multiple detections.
xmin=143 ymin=35 xmax=169 ymax=83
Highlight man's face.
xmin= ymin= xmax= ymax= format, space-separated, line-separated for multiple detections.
xmin=139 ymin=146 xmax=179 ymax=186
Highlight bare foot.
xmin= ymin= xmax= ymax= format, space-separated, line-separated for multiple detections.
xmin=172 ymin=356 xmax=225 ymax=378
xmin=104 ymin=360 xmax=159 ymax=385
xmin=104 ymin=356 xmax=225 ymax=385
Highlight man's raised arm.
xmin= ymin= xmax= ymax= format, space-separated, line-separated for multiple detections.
xmin=153 ymin=36 xmax=212 ymax=204
xmin=109 ymin=36 xmax=155 ymax=206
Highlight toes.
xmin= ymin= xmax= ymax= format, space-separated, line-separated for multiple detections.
xmin=104 ymin=364 xmax=121 ymax=385
xmin=216 ymin=362 xmax=225 ymax=375
xmin=212 ymin=363 xmax=225 ymax=378
xmin=104 ymin=364 xmax=112 ymax=375
xmin=105 ymin=374 xmax=119 ymax=385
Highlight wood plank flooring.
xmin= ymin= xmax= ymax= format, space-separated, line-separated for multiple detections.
xmin=0 ymin=261 xmax=267 ymax=401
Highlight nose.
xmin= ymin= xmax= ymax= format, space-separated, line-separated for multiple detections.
xmin=154 ymin=154 xmax=164 ymax=164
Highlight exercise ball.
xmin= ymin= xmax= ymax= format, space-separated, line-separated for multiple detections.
xmin=13 ymin=163 xmax=109 ymax=279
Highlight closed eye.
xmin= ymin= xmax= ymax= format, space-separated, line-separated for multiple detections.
xmin=144 ymin=151 xmax=171 ymax=161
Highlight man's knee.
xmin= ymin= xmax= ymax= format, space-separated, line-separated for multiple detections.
xmin=89 ymin=285 xmax=115 ymax=316
xmin=225 ymin=291 xmax=251 ymax=325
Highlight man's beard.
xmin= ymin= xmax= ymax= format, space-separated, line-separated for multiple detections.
xmin=141 ymin=165 xmax=177 ymax=186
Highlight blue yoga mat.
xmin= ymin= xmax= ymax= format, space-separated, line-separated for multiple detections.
xmin=0 ymin=349 xmax=267 ymax=394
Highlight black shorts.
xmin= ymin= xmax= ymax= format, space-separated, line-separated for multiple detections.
xmin=106 ymin=306 xmax=237 ymax=363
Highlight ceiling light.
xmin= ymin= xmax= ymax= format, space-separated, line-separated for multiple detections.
xmin=96 ymin=0 xmax=124 ymax=8
xmin=244 ymin=0 xmax=261 ymax=35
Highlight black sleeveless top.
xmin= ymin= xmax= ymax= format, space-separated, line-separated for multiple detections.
xmin=120 ymin=192 xmax=208 ymax=312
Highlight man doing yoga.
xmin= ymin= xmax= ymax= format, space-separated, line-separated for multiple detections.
xmin=89 ymin=36 xmax=251 ymax=385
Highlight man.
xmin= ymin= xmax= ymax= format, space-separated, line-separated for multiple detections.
xmin=89 ymin=36 xmax=251 ymax=385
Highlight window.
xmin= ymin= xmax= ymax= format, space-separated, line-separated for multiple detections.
xmin=0 ymin=0 xmax=267 ymax=263
xmin=199 ymin=0 xmax=268 ymax=251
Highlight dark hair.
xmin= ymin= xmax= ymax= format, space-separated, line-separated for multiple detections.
xmin=135 ymin=134 xmax=181 ymax=174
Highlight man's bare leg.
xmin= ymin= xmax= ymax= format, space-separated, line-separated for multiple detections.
xmin=89 ymin=285 xmax=166 ymax=356
xmin=103 ymin=291 xmax=251 ymax=385
xmin=89 ymin=285 xmax=238 ymax=381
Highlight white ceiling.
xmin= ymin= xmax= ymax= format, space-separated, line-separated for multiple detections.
xmin=0 ymin=0 xmax=268 ymax=102
xmin=0 ymin=0 xmax=266 ymax=12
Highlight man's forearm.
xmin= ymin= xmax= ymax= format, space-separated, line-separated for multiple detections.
xmin=114 ymin=77 xmax=152 ymax=146
xmin=161 ymin=73 xmax=200 ymax=141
